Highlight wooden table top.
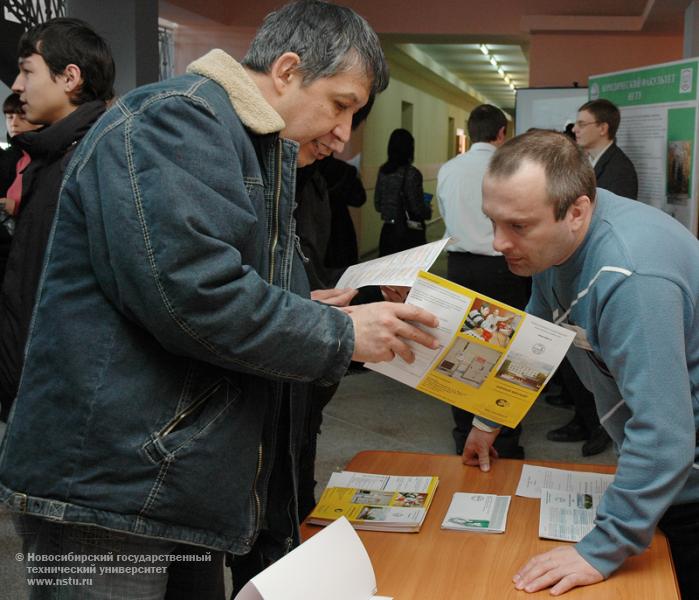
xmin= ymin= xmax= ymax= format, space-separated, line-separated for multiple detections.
xmin=301 ymin=450 xmax=679 ymax=600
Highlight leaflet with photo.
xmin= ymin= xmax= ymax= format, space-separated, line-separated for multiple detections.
xmin=368 ymin=271 xmax=576 ymax=428
xmin=538 ymin=488 xmax=603 ymax=542
xmin=441 ymin=493 xmax=511 ymax=533
xmin=307 ymin=471 xmax=439 ymax=533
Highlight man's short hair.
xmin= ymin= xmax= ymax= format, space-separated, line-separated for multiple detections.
xmin=467 ymin=104 xmax=506 ymax=143
xmin=18 ymin=17 xmax=115 ymax=105
xmin=578 ymin=99 xmax=620 ymax=139
xmin=3 ymin=93 xmax=22 ymax=114
xmin=242 ymin=0 xmax=389 ymax=97
xmin=487 ymin=130 xmax=597 ymax=221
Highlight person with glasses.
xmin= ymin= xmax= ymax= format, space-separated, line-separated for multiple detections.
xmin=573 ymin=98 xmax=638 ymax=200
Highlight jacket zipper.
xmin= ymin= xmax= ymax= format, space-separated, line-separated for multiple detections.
xmin=158 ymin=381 xmax=222 ymax=437
xmin=268 ymin=138 xmax=282 ymax=282
xmin=251 ymin=138 xmax=283 ymax=540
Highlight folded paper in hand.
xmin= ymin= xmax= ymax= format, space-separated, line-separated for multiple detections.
xmin=234 ymin=517 xmax=392 ymax=600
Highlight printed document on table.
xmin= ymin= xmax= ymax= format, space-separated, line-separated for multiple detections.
xmin=539 ymin=488 xmax=603 ymax=542
xmin=234 ymin=517 xmax=391 ymax=600
xmin=441 ymin=493 xmax=511 ymax=533
xmin=335 ymin=239 xmax=449 ymax=289
xmin=516 ymin=465 xmax=614 ymax=499
xmin=368 ymin=271 xmax=576 ymax=428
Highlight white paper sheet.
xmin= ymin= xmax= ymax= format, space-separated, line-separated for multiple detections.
xmin=234 ymin=517 xmax=390 ymax=600
xmin=516 ymin=465 xmax=614 ymax=499
xmin=335 ymin=239 xmax=449 ymax=289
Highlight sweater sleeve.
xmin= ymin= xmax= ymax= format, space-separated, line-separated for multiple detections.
xmin=574 ymin=274 xmax=695 ymax=577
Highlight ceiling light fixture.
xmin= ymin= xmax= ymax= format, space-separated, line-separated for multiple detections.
xmin=480 ymin=44 xmax=516 ymax=93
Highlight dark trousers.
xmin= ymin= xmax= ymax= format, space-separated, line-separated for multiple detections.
xmin=297 ymin=382 xmax=340 ymax=521
xmin=558 ymin=356 xmax=600 ymax=434
xmin=378 ymin=222 xmax=426 ymax=257
xmin=658 ymin=501 xmax=699 ymax=600
xmin=446 ymin=252 xmax=531 ymax=455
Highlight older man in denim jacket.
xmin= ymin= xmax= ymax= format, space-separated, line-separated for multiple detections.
xmin=0 ymin=1 xmax=439 ymax=597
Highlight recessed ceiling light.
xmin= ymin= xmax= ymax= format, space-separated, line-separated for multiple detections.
xmin=480 ymin=44 xmax=489 ymax=55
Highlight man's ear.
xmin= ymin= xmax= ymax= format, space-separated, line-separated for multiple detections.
xmin=598 ymin=121 xmax=610 ymax=140
xmin=496 ymin=126 xmax=506 ymax=143
xmin=567 ymin=195 xmax=592 ymax=230
xmin=62 ymin=64 xmax=83 ymax=97
xmin=269 ymin=52 xmax=302 ymax=96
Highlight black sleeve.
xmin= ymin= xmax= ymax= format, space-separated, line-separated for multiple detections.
xmin=404 ymin=166 xmax=430 ymax=221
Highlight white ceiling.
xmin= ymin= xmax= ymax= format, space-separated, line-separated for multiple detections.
xmin=410 ymin=43 xmax=529 ymax=110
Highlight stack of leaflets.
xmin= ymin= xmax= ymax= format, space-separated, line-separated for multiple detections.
xmin=440 ymin=493 xmax=511 ymax=533
xmin=307 ymin=471 xmax=439 ymax=533
xmin=515 ymin=464 xmax=614 ymax=543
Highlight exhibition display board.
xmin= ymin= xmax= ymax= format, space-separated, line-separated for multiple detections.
xmin=515 ymin=87 xmax=588 ymax=136
xmin=589 ymin=59 xmax=699 ymax=234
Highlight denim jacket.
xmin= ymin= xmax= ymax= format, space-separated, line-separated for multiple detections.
xmin=0 ymin=50 xmax=354 ymax=554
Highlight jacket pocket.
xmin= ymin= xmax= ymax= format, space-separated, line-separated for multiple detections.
xmin=141 ymin=378 xmax=240 ymax=464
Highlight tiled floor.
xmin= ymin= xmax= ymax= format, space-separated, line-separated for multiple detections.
xmin=315 ymin=369 xmax=616 ymax=492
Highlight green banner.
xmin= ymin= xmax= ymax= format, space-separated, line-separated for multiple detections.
xmin=589 ymin=62 xmax=697 ymax=106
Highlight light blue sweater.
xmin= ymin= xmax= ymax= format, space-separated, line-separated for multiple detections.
xmin=528 ymin=189 xmax=699 ymax=577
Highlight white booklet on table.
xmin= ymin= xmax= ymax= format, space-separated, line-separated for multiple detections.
xmin=441 ymin=492 xmax=511 ymax=533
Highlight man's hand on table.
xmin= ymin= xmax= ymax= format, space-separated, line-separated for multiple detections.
xmin=461 ymin=426 xmax=499 ymax=472
xmin=513 ymin=545 xmax=603 ymax=595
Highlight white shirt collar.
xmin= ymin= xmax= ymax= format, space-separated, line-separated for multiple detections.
xmin=589 ymin=140 xmax=614 ymax=167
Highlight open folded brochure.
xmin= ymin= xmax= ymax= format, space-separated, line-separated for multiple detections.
xmin=307 ymin=471 xmax=439 ymax=533
xmin=369 ymin=271 xmax=576 ymax=428
xmin=441 ymin=493 xmax=511 ymax=533
xmin=234 ymin=517 xmax=391 ymax=600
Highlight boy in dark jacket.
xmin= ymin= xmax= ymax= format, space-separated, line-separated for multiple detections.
xmin=0 ymin=19 xmax=114 ymax=421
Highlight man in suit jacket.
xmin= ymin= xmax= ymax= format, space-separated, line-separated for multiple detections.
xmin=574 ymin=98 xmax=638 ymax=200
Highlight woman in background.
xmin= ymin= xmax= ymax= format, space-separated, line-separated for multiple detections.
xmin=374 ymin=128 xmax=430 ymax=256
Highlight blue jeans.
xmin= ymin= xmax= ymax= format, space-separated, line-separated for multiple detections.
xmin=13 ymin=514 xmax=224 ymax=599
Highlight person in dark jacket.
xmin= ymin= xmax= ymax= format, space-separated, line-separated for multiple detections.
xmin=318 ymin=154 xmax=366 ymax=272
xmin=374 ymin=128 xmax=431 ymax=256
xmin=0 ymin=93 xmax=42 ymax=283
xmin=0 ymin=19 xmax=115 ymax=423
xmin=573 ymin=98 xmax=638 ymax=200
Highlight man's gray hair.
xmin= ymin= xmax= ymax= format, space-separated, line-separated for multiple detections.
xmin=242 ymin=0 xmax=389 ymax=97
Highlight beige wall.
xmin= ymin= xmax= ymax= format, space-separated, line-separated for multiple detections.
xmin=357 ymin=61 xmax=476 ymax=256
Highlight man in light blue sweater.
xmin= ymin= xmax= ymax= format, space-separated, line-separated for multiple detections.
xmin=462 ymin=129 xmax=699 ymax=598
